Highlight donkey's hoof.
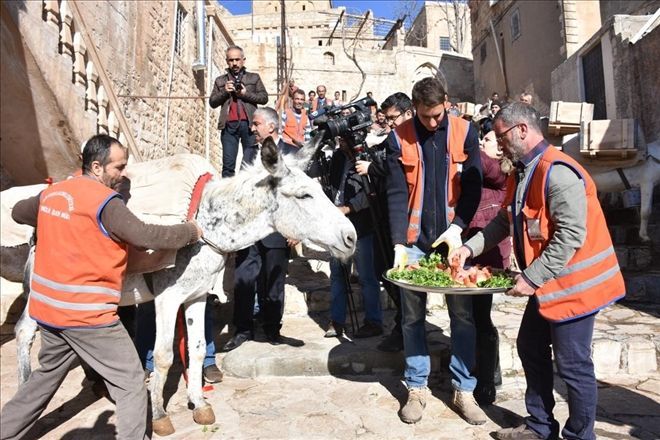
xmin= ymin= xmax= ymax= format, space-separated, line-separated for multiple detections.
xmin=152 ymin=416 xmax=175 ymax=436
xmin=193 ymin=405 xmax=216 ymax=425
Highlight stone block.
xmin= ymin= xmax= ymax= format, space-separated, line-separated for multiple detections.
xmin=592 ymin=339 xmax=622 ymax=375
xmin=626 ymin=338 xmax=657 ymax=375
xmin=0 ymin=278 xmax=25 ymax=325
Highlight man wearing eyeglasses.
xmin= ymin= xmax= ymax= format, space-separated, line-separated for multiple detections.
xmin=385 ymin=78 xmax=484 ymax=425
xmin=450 ymin=103 xmax=624 ymax=440
xmin=355 ymin=92 xmax=413 ymax=354
xmin=210 ymin=45 xmax=268 ymax=178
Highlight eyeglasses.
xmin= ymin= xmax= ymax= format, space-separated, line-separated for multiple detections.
xmin=385 ymin=113 xmax=402 ymax=123
xmin=495 ymin=124 xmax=521 ymax=143
xmin=226 ymin=58 xmax=243 ymax=62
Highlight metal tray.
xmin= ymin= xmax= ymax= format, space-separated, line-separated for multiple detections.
xmin=383 ymin=271 xmax=511 ymax=295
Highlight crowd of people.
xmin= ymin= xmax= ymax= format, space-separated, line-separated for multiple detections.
xmin=0 ymin=43 xmax=624 ymax=440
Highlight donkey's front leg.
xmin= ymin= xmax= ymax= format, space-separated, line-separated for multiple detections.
xmin=150 ymin=295 xmax=181 ymax=436
xmin=15 ymin=306 xmax=38 ymax=384
xmin=185 ymin=296 xmax=216 ymax=426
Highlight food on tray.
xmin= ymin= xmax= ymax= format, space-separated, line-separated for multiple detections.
xmin=387 ymin=252 xmax=515 ymax=289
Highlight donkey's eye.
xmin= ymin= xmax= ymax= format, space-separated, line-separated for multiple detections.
xmin=295 ymin=193 xmax=312 ymax=200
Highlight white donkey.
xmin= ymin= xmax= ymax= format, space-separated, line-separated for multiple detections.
xmin=11 ymin=136 xmax=357 ymax=436
xmin=561 ymin=137 xmax=660 ymax=242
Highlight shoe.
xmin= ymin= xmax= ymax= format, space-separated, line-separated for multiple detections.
xmin=221 ymin=332 xmax=253 ymax=352
xmin=452 ymin=390 xmax=487 ymax=425
xmin=265 ymin=333 xmax=305 ymax=347
xmin=353 ymin=321 xmax=383 ymax=339
xmin=324 ymin=321 xmax=344 ymax=338
xmin=399 ymin=387 xmax=428 ymax=424
xmin=495 ymin=424 xmax=547 ymax=440
xmin=203 ymin=364 xmax=224 ymax=384
xmin=474 ymin=383 xmax=496 ymax=406
xmin=376 ymin=330 xmax=404 ymax=352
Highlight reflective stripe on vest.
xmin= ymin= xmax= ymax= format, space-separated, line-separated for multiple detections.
xmin=503 ymin=146 xmax=625 ymax=322
xmin=282 ymin=108 xmax=308 ymax=144
xmin=29 ymin=176 xmax=127 ymax=328
xmin=394 ymin=115 xmax=469 ymax=244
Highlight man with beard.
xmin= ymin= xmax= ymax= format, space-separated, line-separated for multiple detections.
xmin=1 ymin=135 xmax=202 ymax=439
xmin=210 ymin=45 xmax=268 ymax=178
xmin=450 ymin=103 xmax=625 ymax=440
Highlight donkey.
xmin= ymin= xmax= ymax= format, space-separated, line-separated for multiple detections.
xmin=12 ymin=135 xmax=357 ymax=436
xmin=561 ymin=137 xmax=660 ymax=242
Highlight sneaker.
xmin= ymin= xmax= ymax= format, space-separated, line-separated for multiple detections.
xmin=399 ymin=387 xmax=428 ymax=424
xmin=324 ymin=321 xmax=344 ymax=338
xmin=353 ymin=321 xmax=383 ymax=339
xmin=376 ymin=330 xmax=404 ymax=352
xmin=495 ymin=424 xmax=548 ymax=439
xmin=203 ymin=364 xmax=224 ymax=384
xmin=452 ymin=390 xmax=487 ymax=425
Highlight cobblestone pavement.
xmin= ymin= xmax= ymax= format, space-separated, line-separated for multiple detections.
xmin=1 ymin=252 xmax=658 ymax=439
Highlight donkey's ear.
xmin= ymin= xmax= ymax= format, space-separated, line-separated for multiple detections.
xmin=261 ymin=137 xmax=288 ymax=178
xmin=294 ymin=130 xmax=325 ymax=167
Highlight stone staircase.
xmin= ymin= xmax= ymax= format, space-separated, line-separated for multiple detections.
xmin=217 ymin=249 xmax=660 ymax=379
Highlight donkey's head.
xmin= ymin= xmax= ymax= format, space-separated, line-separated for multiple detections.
xmin=260 ymin=135 xmax=356 ymax=260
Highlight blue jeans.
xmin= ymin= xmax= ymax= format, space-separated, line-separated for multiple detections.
xmin=220 ymin=120 xmax=256 ymax=178
xmin=446 ymin=294 xmax=478 ymax=392
xmin=136 ymin=299 xmax=216 ymax=371
xmin=518 ymin=297 xmax=597 ymax=440
xmin=329 ymin=233 xmax=382 ymax=326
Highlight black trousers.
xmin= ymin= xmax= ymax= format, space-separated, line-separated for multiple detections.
xmin=233 ymin=242 xmax=290 ymax=337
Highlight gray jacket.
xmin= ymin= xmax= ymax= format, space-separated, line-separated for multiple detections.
xmin=209 ymin=70 xmax=269 ymax=130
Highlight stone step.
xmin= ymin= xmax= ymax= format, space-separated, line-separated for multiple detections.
xmin=220 ymin=299 xmax=659 ymax=379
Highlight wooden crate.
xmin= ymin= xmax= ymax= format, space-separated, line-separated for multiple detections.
xmin=457 ymin=102 xmax=475 ymax=116
xmin=548 ymin=101 xmax=594 ymax=136
xmin=580 ymin=119 xmax=637 ymax=158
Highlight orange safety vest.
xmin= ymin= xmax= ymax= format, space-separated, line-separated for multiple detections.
xmin=29 ymin=176 xmax=128 ymax=328
xmin=282 ymin=108 xmax=308 ymax=145
xmin=393 ymin=115 xmax=469 ymax=244
xmin=503 ymin=146 xmax=625 ymax=322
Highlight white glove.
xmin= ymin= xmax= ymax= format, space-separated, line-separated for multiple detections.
xmin=431 ymin=224 xmax=463 ymax=254
xmin=393 ymin=244 xmax=409 ymax=270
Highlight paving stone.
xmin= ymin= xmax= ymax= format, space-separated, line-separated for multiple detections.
xmin=636 ymin=377 xmax=660 ymax=396
xmin=626 ymin=337 xmax=658 ymax=375
xmin=601 ymin=308 xmax=637 ymax=321
xmin=593 ymin=339 xmax=623 ymax=375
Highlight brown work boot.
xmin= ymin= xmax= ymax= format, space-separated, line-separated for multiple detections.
xmin=399 ymin=387 xmax=428 ymax=424
xmin=452 ymin=390 xmax=487 ymax=425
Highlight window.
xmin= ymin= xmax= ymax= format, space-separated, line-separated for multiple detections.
xmin=510 ymin=8 xmax=521 ymax=41
xmin=323 ymin=51 xmax=335 ymax=65
xmin=174 ymin=3 xmax=187 ymax=56
xmin=302 ymin=5 xmax=306 ymax=11
xmin=318 ymin=40 xmax=323 ymax=46
xmin=439 ymin=36 xmax=452 ymax=51
xmin=582 ymin=42 xmax=606 ymax=119
xmin=480 ymin=42 xmax=487 ymax=64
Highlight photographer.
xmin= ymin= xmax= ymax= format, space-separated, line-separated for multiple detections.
xmin=209 ymin=45 xmax=268 ymax=178
xmin=324 ymin=137 xmax=383 ymax=339
xmin=354 ymin=92 xmax=414 ymax=353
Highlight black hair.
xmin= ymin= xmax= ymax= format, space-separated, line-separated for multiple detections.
xmin=381 ymin=92 xmax=413 ymax=113
xmin=81 ymin=134 xmax=123 ymax=174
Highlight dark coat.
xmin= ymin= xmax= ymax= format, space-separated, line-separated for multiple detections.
xmin=209 ymin=70 xmax=268 ymax=130
xmin=328 ymin=149 xmax=373 ymax=238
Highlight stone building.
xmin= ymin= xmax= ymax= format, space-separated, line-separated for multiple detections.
xmin=468 ymin=0 xmax=658 ymax=114
xmin=405 ymin=0 xmax=473 ymax=58
xmin=1 ymin=0 xmax=233 ymax=187
xmin=551 ymin=13 xmax=660 ymax=142
xmin=219 ymin=0 xmax=474 ymax=105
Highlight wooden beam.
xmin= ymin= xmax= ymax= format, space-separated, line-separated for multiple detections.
xmin=382 ymin=17 xmax=404 ymax=49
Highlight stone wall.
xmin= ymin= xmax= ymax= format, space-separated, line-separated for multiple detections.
xmin=599 ymin=0 xmax=659 ymax=23
xmin=551 ymin=15 xmax=660 ymax=142
xmin=1 ymin=0 xmax=231 ymax=183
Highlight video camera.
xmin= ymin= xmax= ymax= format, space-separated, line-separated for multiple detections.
xmin=310 ymin=97 xmax=376 ymax=152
